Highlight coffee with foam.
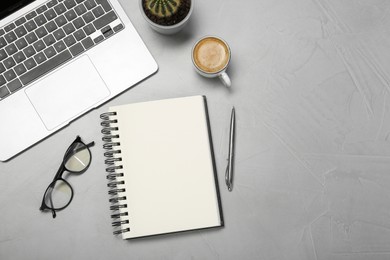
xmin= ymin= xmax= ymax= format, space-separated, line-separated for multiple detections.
xmin=193 ymin=37 xmax=230 ymax=73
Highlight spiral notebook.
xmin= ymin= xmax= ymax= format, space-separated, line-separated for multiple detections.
xmin=100 ymin=96 xmax=224 ymax=239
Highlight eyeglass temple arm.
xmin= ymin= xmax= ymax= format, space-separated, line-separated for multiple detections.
xmin=71 ymin=141 xmax=95 ymax=154
xmin=86 ymin=141 xmax=95 ymax=148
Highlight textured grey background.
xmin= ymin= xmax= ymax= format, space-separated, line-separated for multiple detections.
xmin=2 ymin=0 xmax=390 ymax=259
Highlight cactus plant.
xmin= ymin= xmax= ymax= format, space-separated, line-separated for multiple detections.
xmin=145 ymin=0 xmax=181 ymax=17
xmin=142 ymin=0 xmax=191 ymax=26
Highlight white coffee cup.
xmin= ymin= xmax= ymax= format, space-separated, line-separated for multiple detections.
xmin=191 ymin=36 xmax=231 ymax=87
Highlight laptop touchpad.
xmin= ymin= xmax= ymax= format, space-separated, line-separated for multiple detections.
xmin=25 ymin=56 xmax=110 ymax=131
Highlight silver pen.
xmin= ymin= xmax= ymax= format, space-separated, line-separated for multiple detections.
xmin=225 ymin=107 xmax=235 ymax=191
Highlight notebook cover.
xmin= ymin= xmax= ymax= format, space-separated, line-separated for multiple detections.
xmin=106 ymin=96 xmax=223 ymax=239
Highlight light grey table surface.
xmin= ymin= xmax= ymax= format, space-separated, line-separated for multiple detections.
xmin=2 ymin=0 xmax=390 ymax=259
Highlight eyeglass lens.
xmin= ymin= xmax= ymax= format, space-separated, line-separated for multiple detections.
xmin=64 ymin=142 xmax=92 ymax=172
xmin=44 ymin=180 xmax=73 ymax=209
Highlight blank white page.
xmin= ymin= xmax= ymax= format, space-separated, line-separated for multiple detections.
xmin=109 ymin=96 xmax=223 ymax=239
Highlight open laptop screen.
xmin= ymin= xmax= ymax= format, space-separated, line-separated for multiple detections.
xmin=0 ymin=0 xmax=35 ymax=20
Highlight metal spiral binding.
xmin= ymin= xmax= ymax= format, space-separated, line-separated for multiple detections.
xmin=100 ymin=112 xmax=130 ymax=236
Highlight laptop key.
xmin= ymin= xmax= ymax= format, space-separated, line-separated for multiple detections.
xmin=4 ymin=23 xmax=16 ymax=32
xmin=15 ymin=26 xmax=28 ymax=37
xmin=36 ymin=5 xmax=48 ymax=14
xmin=75 ymin=4 xmax=87 ymax=15
xmin=24 ymin=46 xmax=36 ymax=58
xmin=54 ymin=3 xmax=67 ymax=15
xmin=34 ymin=14 xmax=48 ymax=27
xmin=83 ymin=24 xmax=95 ymax=35
xmin=64 ymin=0 xmax=77 ymax=9
xmin=92 ymin=6 xmax=104 ymax=18
xmin=74 ymin=29 xmax=86 ymax=41
xmin=0 ymin=86 xmax=10 ymax=98
xmin=13 ymin=51 xmax=26 ymax=63
xmin=81 ymin=37 xmax=94 ymax=49
xmin=96 ymin=0 xmax=112 ymax=12
xmin=73 ymin=17 xmax=85 ymax=29
xmin=44 ymin=9 xmax=57 ymax=21
xmin=4 ymin=57 xmax=16 ymax=69
xmin=65 ymin=10 xmax=77 ymax=21
xmin=4 ymin=31 xmax=17 ymax=44
xmin=101 ymin=25 xmax=114 ymax=38
xmin=0 ymin=75 xmax=5 ymax=86
xmin=14 ymin=64 xmax=27 ymax=76
xmin=33 ymin=40 xmax=46 ymax=52
xmin=93 ymin=35 xmax=103 ymax=44
xmin=47 ymin=0 xmax=59 ymax=8
xmin=24 ymin=58 xmax=37 ymax=70
xmin=54 ymin=40 xmax=66 ymax=52
xmin=44 ymin=46 xmax=57 ymax=59
xmin=93 ymin=11 xmax=117 ymax=30
xmin=69 ymin=42 xmax=84 ymax=56
xmin=101 ymin=25 xmax=111 ymax=35
xmin=113 ymin=23 xmax=124 ymax=32
xmin=45 ymin=21 xmax=58 ymax=32
xmin=0 ymin=63 xmax=5 ymax=73
xmin=4 ymin=69 xmax=16 ymax=81
xmin=5 ymin=43 xmax=17 ymax=56
xmin=34 ymin=52 xmax=47 ymax=64
xmin=15 ymin=38 xmax=28 ymax=50
xmin=64 ymin=35 xmax=76 ymax=47
xmin=35 ymin=27 xmax=48 ymax=38
xmin=53 ymin=28 xmax=66 ymax=40
xmin=85 ymin=0 xmax=97 ymax=10
xmin=15 ymin=38 xmax=27 ymax=50
xmin=55 ymin=15 xmax=67 ymax=27
xmin=0 ymin=37 xmax=6 ymax=48
xmin=63 ymin=23 xmax=76 ymax=35
xmin=0 ymin=49 xmax=7 ymax=61
xmin=26 ymin=32 xmax=38 ymax=44
xmin=43 ymin=34 xmax=56 ymax=46
xmin=25 ymin=20 xmax=38 ymax=32
xmin=20 ymin=50 xmax=72 ymax=85
xmin=82 ymin=11 xmax=95 ymax=24
xmin=8 ymin=78 xmax=23 ymax=92
xmin=15 ymin=17 xmax=27 ymax=26
xmin=26 ymin=11 xmax=37 ymax=20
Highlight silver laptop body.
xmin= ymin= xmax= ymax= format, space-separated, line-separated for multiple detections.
xmin=0 ymin=0 xmax=158 ymax=161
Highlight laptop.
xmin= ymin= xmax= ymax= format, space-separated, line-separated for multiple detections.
xmin=0 ymin=0 xmax=158 ymax=161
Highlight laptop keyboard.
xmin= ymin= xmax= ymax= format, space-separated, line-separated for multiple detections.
xmin=0 ymin=0 xmax=124 ymax=101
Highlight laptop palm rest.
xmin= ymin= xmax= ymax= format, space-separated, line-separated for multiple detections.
xmin=25 ymin=55 xmax=110 ymax=131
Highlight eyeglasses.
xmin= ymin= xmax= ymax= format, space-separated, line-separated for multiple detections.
xmin=40 ymin=136 xmax=95 ymax=218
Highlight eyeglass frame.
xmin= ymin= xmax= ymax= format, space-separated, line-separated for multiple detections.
xmin=39 ymin=136 xmax=95 ymax=218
